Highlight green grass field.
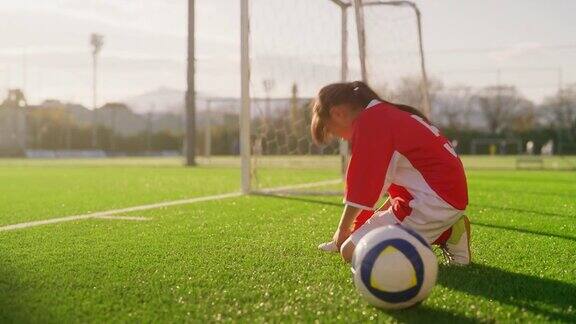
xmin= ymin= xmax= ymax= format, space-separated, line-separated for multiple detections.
xmin=1 ymin=157 xmax=575 ymax=323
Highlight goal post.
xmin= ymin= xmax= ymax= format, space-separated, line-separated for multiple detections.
xmin=240 ymin=0 xmax=431 ymax=195
xmin=339 ymin=0 xmax=351 ymax=180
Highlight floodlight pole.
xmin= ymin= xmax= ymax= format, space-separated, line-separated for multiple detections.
xmin=240 ymin=0 xmax=251 ymax=194
xmin=146 ymin=111 xmax=152 ymax=153
xmin=90 ymin=33 xmax=104 ymax=148
xmin=185 ymin=0 xmax=197 ymax=166
xmin=360 ymin=0 xmax=432 ymax=119
xmin=262 ymin=79 xmax=275 ymax=121
xmin=205 ymin=99 xmax=212 ymax=158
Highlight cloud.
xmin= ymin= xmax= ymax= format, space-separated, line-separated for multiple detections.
xmin=0 ymin=0 xmax=186 ymax=39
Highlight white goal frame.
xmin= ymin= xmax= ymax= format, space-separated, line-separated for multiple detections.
xmin=239 ymin=0 xmax=430 ymax=194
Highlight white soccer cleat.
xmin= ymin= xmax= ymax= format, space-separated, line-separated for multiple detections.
xmin=318 ymin=241 xmax=339 ymax=253
xmin=441 ymin=215 xmax=471 ymax=266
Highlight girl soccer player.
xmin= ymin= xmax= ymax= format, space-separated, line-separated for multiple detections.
xmin=312 ymin=81 xmax=471 ymax=265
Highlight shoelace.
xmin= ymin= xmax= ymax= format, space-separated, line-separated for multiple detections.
xmin=440 ymin=244 xmax=455 ymax=264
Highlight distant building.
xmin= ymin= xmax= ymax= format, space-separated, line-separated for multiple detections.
xmin=0 ymin=89 xmax=28 ymax=156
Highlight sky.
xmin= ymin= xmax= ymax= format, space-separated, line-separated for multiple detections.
xmin=0 ymin=0 xmax=574 ymax=108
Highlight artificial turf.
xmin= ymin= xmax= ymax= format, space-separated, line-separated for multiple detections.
xmin=0 ymin=158 xmax=339 ymax=226
xmin=0 ymin=162 xmax=238 ymax=226
xmin=0 ymin=158 xmax=575 ymax=323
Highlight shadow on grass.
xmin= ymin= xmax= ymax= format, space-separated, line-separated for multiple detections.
xmin=383 ymin=304 xmax=480 ymax=323
xmin=472 ymin=186 xmax=576 ymax=199
xmin=469 ymin=202 xmax=575 ymax=219
xmin=255 ymin=193 xmax=342 ymax=208
xmin=473 ymin=221 xmax=576 ymax=242
xmin=261 ymin=194 xmax=576 ymax=240
xmin=261 ymin=193 xmax=576 ymax=241
xmin=469 ymin=175 xmax=576 ymax=185
xmin=439 ymin=263 xmax=576 ymax=322
xmin=0 ymin=260 xmax=32 ymax=323
xmin=261 ymin=193 xmax=576 ymax=321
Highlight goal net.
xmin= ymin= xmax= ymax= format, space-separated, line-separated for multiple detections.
xmin=242 ymin=0 xmax=430 ymax=195
xmin=353 ymin=0 xmax=431 ymax=115
xmin=245 ymin=0 xmax=346 ymax=195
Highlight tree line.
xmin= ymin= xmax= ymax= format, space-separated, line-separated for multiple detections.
xmin=1 ymin=79 xmax=575 ymax=157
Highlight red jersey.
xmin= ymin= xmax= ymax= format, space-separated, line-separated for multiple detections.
xmin=345 ymin=100 xmax=468 ymax=222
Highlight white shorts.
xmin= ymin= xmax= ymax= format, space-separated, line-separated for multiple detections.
xmin=349 ymin=206 xmax=464 ymax=246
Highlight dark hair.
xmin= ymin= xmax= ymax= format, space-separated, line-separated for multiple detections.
xmin=311 ymin=81 xmax=428 ymax=144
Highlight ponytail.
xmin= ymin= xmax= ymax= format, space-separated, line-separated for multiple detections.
xmin=350 ymin=81 xmax=430 ymax=123
xmin=349 ymin=80 xmax=384 ymax=108
xmin=311 ymin=81 xmax=429 ymax=144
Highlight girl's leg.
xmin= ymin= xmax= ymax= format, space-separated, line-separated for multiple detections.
xmin=340 ymin=238 xmax=356 ymax=263
xmin=353 ymin=209 xmax=374 ymax=231
xmin=342 ymin=209 xmax=471 ymax=265
xmin=318 ymin=210 xmax=375 ymax=253
xmin=340 ymin=208 xmax=398 ymax=262
xmin=319 ymin=199 xmax=391 ymax=253
xmin=353 ymin=197 xmax=392 ymax=230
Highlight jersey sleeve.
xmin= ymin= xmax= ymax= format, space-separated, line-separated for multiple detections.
xmin=344 ymin=117 xmax=394 ymax=210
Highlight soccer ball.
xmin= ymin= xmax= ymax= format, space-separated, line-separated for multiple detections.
xmin=351 ymin=225 xmax=438 ymax=310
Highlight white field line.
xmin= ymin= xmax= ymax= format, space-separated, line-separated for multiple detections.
xmin=257 ymin=179 xmax=342 ymax=194
xmin=0 ymin=179 xmax=342 ymax=233
xmin=0 ymin=192 xmax=241 ymax=232
xmin=93 ymin=216 xmax=150 ymax=221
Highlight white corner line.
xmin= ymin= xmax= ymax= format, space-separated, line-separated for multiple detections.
xmin=257 ymin=179 xmax=342 ymax=194
xmin=93 ymin=216 xmax=150 ymax=221
xmin=0 ymin=192 xmax=242 ymax=233
xmin=0 ymin=179 xmax=343 ymax=233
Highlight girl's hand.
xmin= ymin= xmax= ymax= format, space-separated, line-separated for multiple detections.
xmin=332 ymin=204 xmax=362 ymax=250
